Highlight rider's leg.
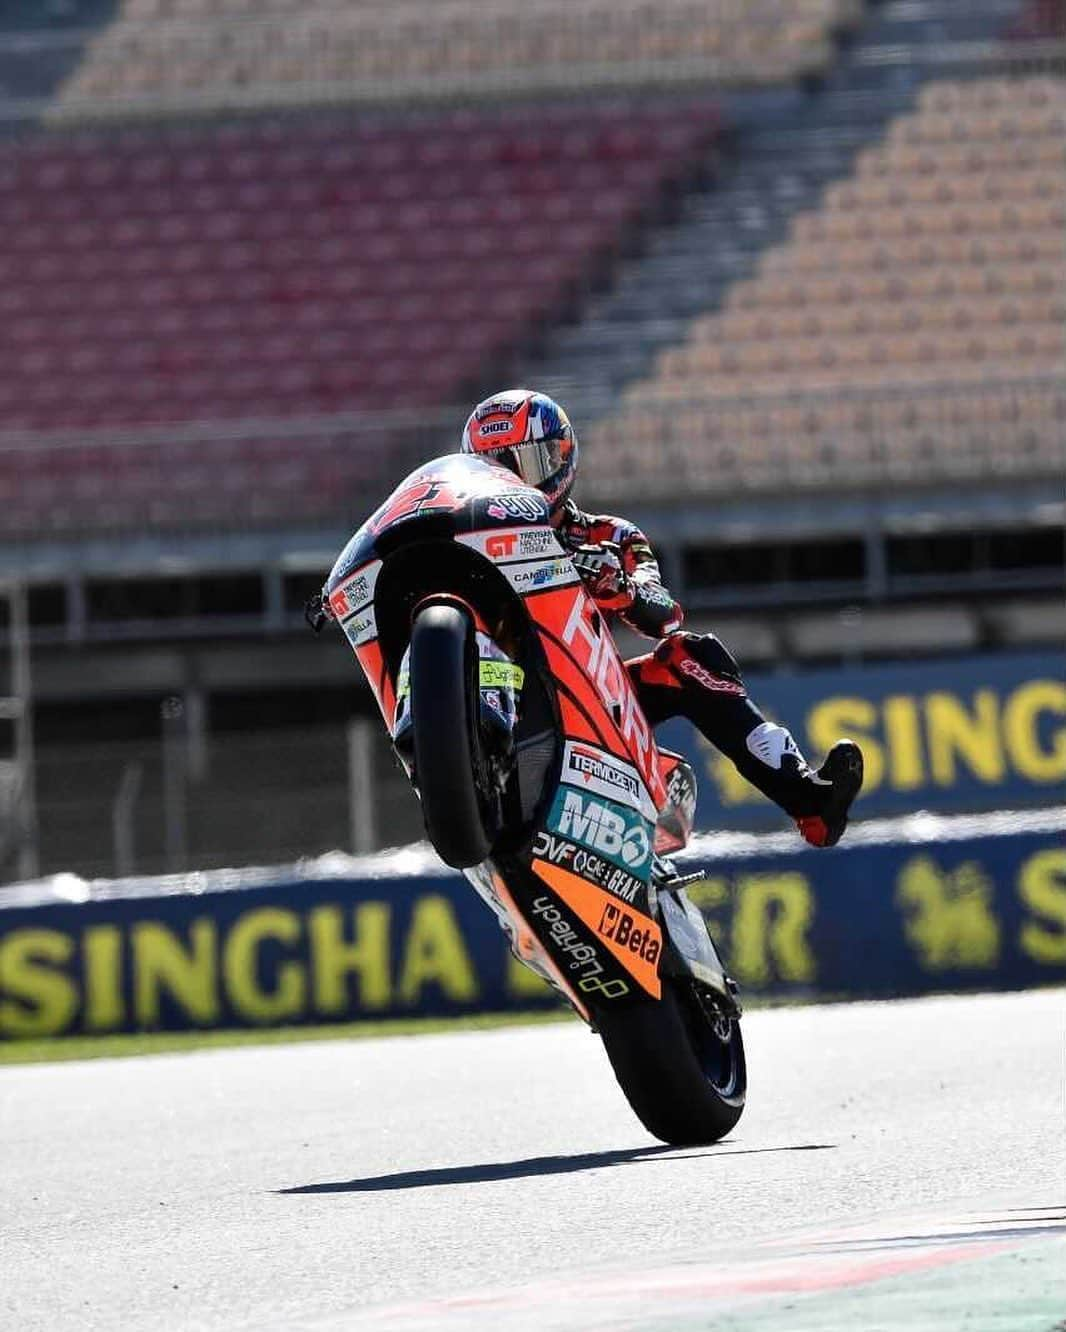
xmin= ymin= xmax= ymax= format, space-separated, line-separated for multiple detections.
xmin=627 ymin=632 xmax=863 ymax=847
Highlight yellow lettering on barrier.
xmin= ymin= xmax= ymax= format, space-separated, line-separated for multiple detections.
xmin=730 ymin=873 xmax=815 ymax=986
xmin=84 ymin=925 xmax=124 ymax=1031
xmin=224 ymin=908 xmax=305 ymax=1023
xmin=896 ymin=856 xmax=999 ymax=970
xmin=507 ymin=953 xmax=551 ymax=998
xmin=309 ymin=903 xmax=390 ymax=1014
xmin=1018 ymin=849 xmax=1066 ymax=965
xmin=808 ymin=697 xmax=884 ymax=793
xmin=925 ymin=690 xmax=1004 ymax=787
xmin=683 ymin=877 xmax=729 ymax=914
xmin=883 ymin=694 xmax=926 ymax=789
xmin=0 ymin=929 xmax=78 ymax=1037
xmin=704 ymin=674 xmax=1063 ymax=810
xmin=132 ymin=919 xmax=218 ymax=1026
xmin=1003 ymin=681 xmax=1066 ymax=783
xmin=398 ymin=896 xmax=478 ymax=1005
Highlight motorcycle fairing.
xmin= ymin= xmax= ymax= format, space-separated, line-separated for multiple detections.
xmin=327 ymin=454 xmax=554 ymax=589
xmin=654 ymin=750 xmax=699 ymax=855
xmin=524 ymin=582 xmax=667 ymax=813
xmin=529 ymin=857 xmax=663 ymax=999
xmin=326 ymin=453 xmax=688 ymax=1010
xmin=658 ymin=888 xmax=736 ymax=1007
xmin=464 ymin=861 xmax=593 ymax=1023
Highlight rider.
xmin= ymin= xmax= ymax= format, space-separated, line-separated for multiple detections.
xmin=460 ymin=388 xmax=864 ymax=848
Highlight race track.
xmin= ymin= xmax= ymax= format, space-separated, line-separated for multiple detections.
xmin=1 ymin=990 xmax=1064 ymax=1330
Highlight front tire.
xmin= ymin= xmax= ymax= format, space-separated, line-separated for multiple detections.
xmin=596 ymin=980 xmax=746 ymax=1145
xmin=409 ymin=603 xmax=493 ymax=869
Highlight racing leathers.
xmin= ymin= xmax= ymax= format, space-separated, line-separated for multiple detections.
xmin=555 ymin=500 xmax=863 ymax=848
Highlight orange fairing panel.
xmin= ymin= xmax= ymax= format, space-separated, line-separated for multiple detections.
xmin=532 ymin=858 xmax=662 ymax=999
xmin=355 ymin=640 xmax=396 ymax=727
xmin=489 ymin=868 xmax=591 ymax=1022
xmin=530 ymin=585 xmax=668 ymax=813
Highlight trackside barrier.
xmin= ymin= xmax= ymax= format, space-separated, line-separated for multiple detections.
xmin=656 ymin=650 xmax=1066 ymax=829
xmin=0 ymin=811 xmax=1064 ymax=1039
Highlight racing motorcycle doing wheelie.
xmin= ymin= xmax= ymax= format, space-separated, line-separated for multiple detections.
xmin=318 ymin=452 xmax=745 ymax=1145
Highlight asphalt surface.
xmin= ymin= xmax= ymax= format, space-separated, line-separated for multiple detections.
xmin=1 ymin=989 xmax=1063 ymax=1330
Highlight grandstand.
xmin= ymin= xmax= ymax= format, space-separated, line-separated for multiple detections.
xmin=580 ymin=74 xmax=1065 ymax=499
xmin=1 ymin=0 xmax=1063 ymax=878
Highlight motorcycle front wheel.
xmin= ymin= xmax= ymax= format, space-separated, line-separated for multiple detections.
xmin=409 ymin=602 xmax=493 ymax=869
xmin=595 ymin=978 xmax=746 ymax=1145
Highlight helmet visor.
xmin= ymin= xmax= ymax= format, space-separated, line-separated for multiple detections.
xmin=492 ymin=438 xmax=565 ymax=488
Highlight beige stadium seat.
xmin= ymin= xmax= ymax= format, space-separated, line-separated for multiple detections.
xmin=714 ymin=295 xmax=1064 ymax=345
xmin=53 ymin=0 xmax=866 ymax=115
xmin=863 ymin=134 xmax=1066 ymax=178
xmin=824 ymin=164 xmax=1062 ymax=212
xmin=919 ymin=77 xmax=1064 ymax=115
xmin=593 ymin=76 xmax=1064 ymax=494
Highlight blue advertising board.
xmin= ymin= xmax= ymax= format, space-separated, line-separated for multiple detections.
xmin=655 ymin=650 xmax=1065 ymax=831
xmin=1 ymin=810 xmax=1063 ymax=1039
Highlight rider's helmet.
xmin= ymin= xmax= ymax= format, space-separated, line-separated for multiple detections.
xmin=460 ymin=389 xmax=578 ymax=517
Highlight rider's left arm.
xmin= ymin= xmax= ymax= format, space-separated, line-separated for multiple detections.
xmin=569 ymin=511 xmax=685 ymax=639
xmin=619 ymin=536 xmax=685 ymax=639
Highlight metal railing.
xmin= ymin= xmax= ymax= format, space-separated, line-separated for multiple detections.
xmin=3 ymin=376 xmax=1062 ymax=547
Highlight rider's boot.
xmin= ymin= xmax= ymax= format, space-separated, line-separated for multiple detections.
xmin=794 ymin=739 xmax=865 ymax=848
xmin=628 ymin=633 xmax=865 ymax=849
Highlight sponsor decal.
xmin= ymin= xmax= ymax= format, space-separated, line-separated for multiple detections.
xmin=529 ymin=896 xmax=628 ymax=997
xmin=489 ymin=492 xmax=550 ymax=522
xmin=518 ymin=529 xmax=559 ymax=557
xmin=510 ymin=558 xmax=576 ymax=592
xmin=561 ymin=740 xmax=655 ymax=819
xmin=479 ymin=659 xmax=525 ymax=690
xmin=342 ymin=609 xmax=377 ymax=648
xmin=475 ymin=396 xmax=521 ymax=420
xmin=547 ymin=787 xmax=653 ymax=878
xmin=637 ymin=581 xmax=677 ymax=610
xmin=328 ymin=560 xmax=381 ymax=621
xmin=666 ymin=762 xmax=698 ymax=827
xmin=561 ymin=591 xmax=667 ymax=809
xmin=485 ymin=532 xmax=518 ymax=558
xmin=463 ymin=526 xmax=560 ymax=563
xmin=531 ymin=859 xmax=661 ymax=998
xmin=480 ymin=418 xmax=514 ymax=436
xmin=597 ymin=902 xmax=662 ymax=968
xmin=678 ymin=655 xmax=746 ymax=695
xmin=530 ymin=831 xmax=642 ymax=904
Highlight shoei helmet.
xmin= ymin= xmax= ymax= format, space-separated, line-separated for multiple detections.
xmin=460 ymin=389 xmax=578 ymax=516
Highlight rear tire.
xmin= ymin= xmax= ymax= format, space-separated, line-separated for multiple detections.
xmin=596 ymin=980 xmax=746 ymax=1145
xmin=409 ymin=603 xmax=492 ymax=869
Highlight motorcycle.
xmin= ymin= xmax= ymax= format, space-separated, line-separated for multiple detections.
xmin=317 ymin=452 xmax=745 ymax=1144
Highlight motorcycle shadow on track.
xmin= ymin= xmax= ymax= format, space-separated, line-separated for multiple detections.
xmin=277 ymin=1143 xmax=835 ymax=1195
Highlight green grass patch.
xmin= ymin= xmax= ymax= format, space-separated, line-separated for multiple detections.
xmin=0 ymin=1009 xmax=575 ymax=1067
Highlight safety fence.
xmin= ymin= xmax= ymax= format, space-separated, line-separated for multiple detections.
xmin=1 ymin=807 xmax=1062 ymax=1039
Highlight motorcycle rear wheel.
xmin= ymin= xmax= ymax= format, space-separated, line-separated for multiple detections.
xmin=596 ymin=979 xmax=746 ymax=1145
xmin=409 ymin=603 xmax=493 ymax=869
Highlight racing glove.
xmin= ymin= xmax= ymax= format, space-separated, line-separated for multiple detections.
xmin=572 ymin=543 xmax=634 ymax=612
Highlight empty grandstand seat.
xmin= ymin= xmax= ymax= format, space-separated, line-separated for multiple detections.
xmin=0 ymin=99 xmax=723 ymax=534
xmin=582 ymin=76 xmax=1066 ymax=499
xmin=52 ymin=0 xmax=863 ymax=118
